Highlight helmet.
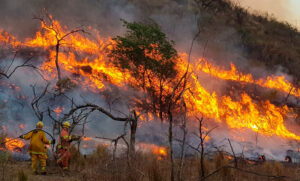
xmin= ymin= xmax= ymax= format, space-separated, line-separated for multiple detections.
xmin=62 ymin=121 xmax=70 ymax=128
xmin=36 ymin=121 xmax=44 ymax=128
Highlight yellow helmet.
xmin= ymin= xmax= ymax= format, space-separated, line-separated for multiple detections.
xmin=36 ymin=121 xmax=44 ymax=128
xmin=62 ymin=121 xmax=70 ymax=128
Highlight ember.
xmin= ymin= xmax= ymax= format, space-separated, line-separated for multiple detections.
xmin=54 ymin=106 xmax=64 ymax=117
xmin=258 ymin=155 xmax=266 ymax=162
xmin=82 ymin=136 xmax=92 ymax=141
xmin=285 ymin=156 xmax=292 ymax=163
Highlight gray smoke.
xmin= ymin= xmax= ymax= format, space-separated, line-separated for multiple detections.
xmin=0 ymin=0 xmax=299 ymax=160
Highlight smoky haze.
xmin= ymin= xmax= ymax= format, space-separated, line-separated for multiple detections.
xmin=0 ymin=0 xmax=299 ymax=159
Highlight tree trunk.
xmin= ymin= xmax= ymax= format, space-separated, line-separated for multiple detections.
xmin=178 ymin=122 xmax=187 ymax=181
xmin=168 ymin=110 xmax=174 ymax=181
xmin=199 ymin=117 xmax=205 ymax=180
xmin=130 ymin=112 xmax=137 ymax=154
xmin=55 ymin=41 xmax=61 ymax=81
xmin=130 ymin=120 xmax=137 ymax=154
xmin=178 ymin=106 xmax=187 ymax=181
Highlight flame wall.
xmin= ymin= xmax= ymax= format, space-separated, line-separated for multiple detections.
xmin=0 ymin=0 xmax=299 ymax=159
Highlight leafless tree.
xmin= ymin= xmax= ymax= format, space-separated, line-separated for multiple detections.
xmin=227 ymin=139 xmax=238 ymax=168
xmin=33 ymin=11 xmax=86 ymax=85
xmin=0 ymin=52 xmax=44 ymax=80
xmin=61 ymin=103 xmax=139 ymax=156
xmin=31 ymin=83 xmax=50 ymax=121
xmin=177 ymin=99 xmax=188 ymax=181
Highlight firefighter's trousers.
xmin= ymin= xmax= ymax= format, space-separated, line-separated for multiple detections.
xmin=30 ymin=153 xmax=47 ymax=172
xmin=57 ymin=149 xmax=71 ymax=170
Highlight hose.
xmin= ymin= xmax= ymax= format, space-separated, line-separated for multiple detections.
xmin=0 ymin=129 xmax=55 ymax=147
xmin=20 ymin=129 xmax=54 ymax=141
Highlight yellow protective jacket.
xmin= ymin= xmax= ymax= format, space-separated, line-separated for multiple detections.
xmin=22 ymin=129 xmax=51 ymax=155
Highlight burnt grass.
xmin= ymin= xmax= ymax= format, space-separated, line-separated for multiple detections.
xmin=0 ymin=145 xmax=298 ymax=181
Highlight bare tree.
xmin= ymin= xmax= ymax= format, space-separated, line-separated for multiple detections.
xmin=178 ymin=99 xmax=188 ymax=181
xmin=33 ymin=11 xmax=86 ymax=85
xmin=0 ymin=53 xmax=44 ymax=80
xmin=31 ymin=83 xmax=50 ymax=121
xmin=175 ymin=117 xmax=217 ymax=180
xmin=61 ymin=103 xmax=139 ymax=155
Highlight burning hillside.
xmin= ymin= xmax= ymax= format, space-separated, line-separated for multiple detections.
xmin=1 ymin=0 xmax=300 ymax=180
xmin=1 ymin=15 xmax=300 ymax=148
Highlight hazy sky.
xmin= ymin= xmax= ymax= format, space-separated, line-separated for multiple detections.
xmin=237 ymin=0 xmax=300 ymax=29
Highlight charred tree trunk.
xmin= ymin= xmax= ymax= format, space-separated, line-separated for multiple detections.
xmin=55 ymin=41 xmax=61 ymax=81
xmin=159 ymin=78 xmax=163 ymax=125
xmin=178 ymin=101 xmax=187 ymax=181
xmin=168 ymin=109 xmax=174 ymax=181
xmin=199 ymin=117 xmax=205 ymax=180
xmin=178 ymin=119 xmax=187 ymax=181
xmin=129 ymin=111 xmax=138 ymax=154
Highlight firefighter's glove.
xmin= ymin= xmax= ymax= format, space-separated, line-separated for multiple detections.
xmin=52 ymin=139 xmax=56 ymax=145
xmin=18 ymin=135 xmax=23 ymax=139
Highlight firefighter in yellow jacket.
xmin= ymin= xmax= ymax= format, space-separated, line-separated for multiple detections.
xmin=20 ymin=121 xmax=55 ymax=174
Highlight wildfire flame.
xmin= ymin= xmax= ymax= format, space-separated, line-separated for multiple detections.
xmin=0 ymin=17 xmax=300 ymax=142
xmin=5 ymin=137 xmax=25 ymax=152
xmin=82 ymin=136 xmax=92 ymax=141
xmin=197 ymin=60 xmax=300 ymax=99
xmin=139 ymin=143 xmax=167 ymax=159
xmin=54 ymin=106 xmax=64 ymax=117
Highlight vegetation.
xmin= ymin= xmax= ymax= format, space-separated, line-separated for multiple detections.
xmin=0 ymin=147 xmax=296 ymax=181
xmin=1 ymin=0 xmax=300 ymax=180
xmin=129 ymin=0 xmax=300 ymax=81
xmin=109 ymin=20 xmax=180 ymax=122
xmin=197 ymin=0 xmax=300 ymax=79
xmin=110 ymin=20 xmax=178 ymax=80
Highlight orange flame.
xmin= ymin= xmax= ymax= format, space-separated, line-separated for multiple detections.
xmin=82 ymin=136 xmax=92 ymax=141
xmin=0 ymin=17 xmax=300 ymax=142
xmin=54 ymin=106 xmax=64 ymax=117
xmin=197 ymin=59 xmax=300 ymax=99
xmin=5 ymin=137 xmax=25 ymax=152
xmin=139 ymin=143 xmax=167 ymax=159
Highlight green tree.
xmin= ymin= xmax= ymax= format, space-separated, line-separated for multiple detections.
xmin=109 ymin=21 xmax=185 ymax=181
xmin=109 ymin=20 xmax=179 ymax=122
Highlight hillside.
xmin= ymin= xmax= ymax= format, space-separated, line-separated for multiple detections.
xmin=129 ymin=0 xmax=300 ymax=81
xmin=1 ymin=0 xmax=300 ymax=181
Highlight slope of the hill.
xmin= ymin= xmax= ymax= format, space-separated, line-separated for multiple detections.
xmin=129 ymin=0 xmax=300 ymax=82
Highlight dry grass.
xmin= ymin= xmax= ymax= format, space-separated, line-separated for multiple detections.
xmin=0 ymin=147 xmax=299 ymax=181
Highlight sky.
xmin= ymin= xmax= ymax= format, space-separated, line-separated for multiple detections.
xmin=236 ymin=0 xmax=300 ymax=29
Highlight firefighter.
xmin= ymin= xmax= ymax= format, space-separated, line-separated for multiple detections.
xmin=56 ymin=121 xmax=72 ymax=171
xmin=19 ymin=121 xmax=55 ymax=175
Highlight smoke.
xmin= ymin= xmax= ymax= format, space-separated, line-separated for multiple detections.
xmin=0 ymin=0 xmax=141 ymax=38
xmin=0 ymin=0 xmax=299 ymax=160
